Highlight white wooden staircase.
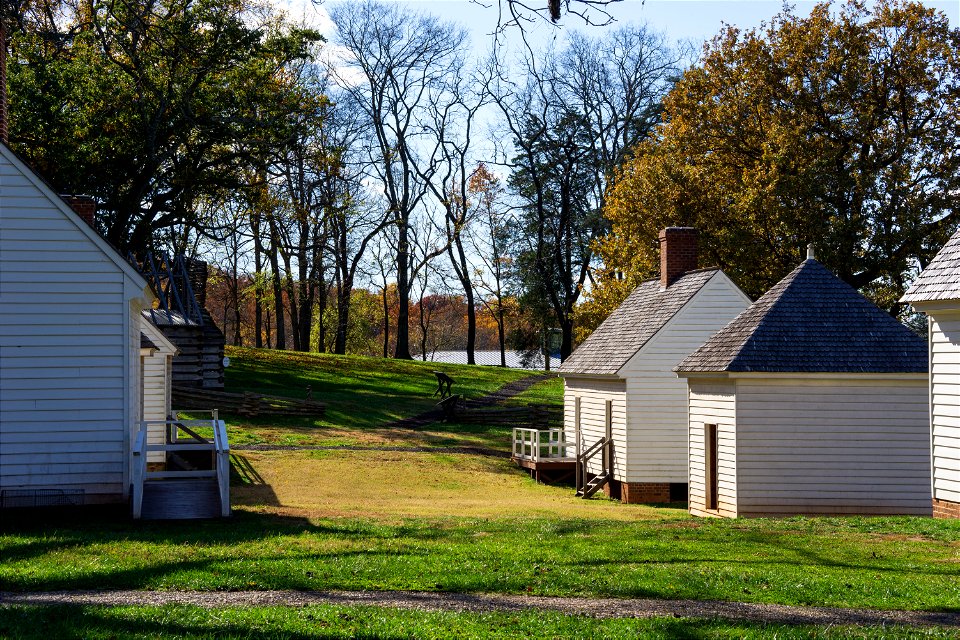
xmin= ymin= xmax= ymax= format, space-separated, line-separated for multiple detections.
xmin=132 ymin=414 xmax=231 ymax=519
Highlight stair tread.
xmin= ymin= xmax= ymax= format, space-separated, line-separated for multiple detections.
xmin=140 ymin=479 xmax=222 ymax=520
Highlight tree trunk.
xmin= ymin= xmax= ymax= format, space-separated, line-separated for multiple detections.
xmin=381 ymin=286 xmax=390 ymax=358
xmin=394 ymin=220 xmax=412 ymax=359
xmin=252 ymin=214 xmax=264 ymax=349
xmin=497 ymin=304 xmax=506 ymax=367
xmin=334 ymin=276 xmax=353 ymax=355
xmin=266 ymin=216 xmax=286 ymax=350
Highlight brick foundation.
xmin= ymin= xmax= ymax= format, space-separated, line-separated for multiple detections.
xmin=621 ymin=482 xmax=671 ymax=504
xmin=932 ymin=498 xmax=960 ymax=519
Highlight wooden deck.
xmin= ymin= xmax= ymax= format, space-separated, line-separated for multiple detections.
xmin=512 ymin=456 xmax=576 ymax=484
xmin=511 ymin=428 xmax=576 ymax=484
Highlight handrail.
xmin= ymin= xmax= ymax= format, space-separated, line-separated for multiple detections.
xmin=580 ymin=436 xmax=608 ymax=462
xmin=133 ymin=412 xmax=230 ymax=518
xmin=512 ymin=427 xmax=572 ymax=462
xmin=132 ymin=429 xmax=148 ymax=519
xmin=213 ymin=419 xmax=230 ymax=517
xmin=576 ymin=435 xmax=612 ymax=498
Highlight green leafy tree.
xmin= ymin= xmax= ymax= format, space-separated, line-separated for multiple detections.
xmin=592 ymin=0 xmax=960 ymax=325
xmin=7 ymin=0 xmax=321 ymax=251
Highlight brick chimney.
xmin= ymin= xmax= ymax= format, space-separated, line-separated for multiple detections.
xmin=659 ymin=227 xmax=698 ymax=288
xmin=62 ymin=195 xmax=97 ymax=228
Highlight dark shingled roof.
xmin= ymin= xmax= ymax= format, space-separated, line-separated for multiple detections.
xmin=902 ymin=229 xmax=960 ymax=303
xmin=558 ymin=269 xmax=719 ymax=375
xmin=676 ymin=259 xmax=927 ymax=374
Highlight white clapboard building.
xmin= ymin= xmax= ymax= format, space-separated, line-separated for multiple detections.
xmin=676 ymin=249 xmax=931 ymax=518
xmin=557 ymin=228 xmax=751 ymax=503
xmin=0 ymin=141 xmax=156 ymax=505
xmin=901 ymin=229 xmax=960 ymax=519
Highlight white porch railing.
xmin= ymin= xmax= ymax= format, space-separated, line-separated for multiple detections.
xmin=132 ymin=413 xmax=230 ymax=519
xmin=512 ymin=427 xmax=574 ymax=462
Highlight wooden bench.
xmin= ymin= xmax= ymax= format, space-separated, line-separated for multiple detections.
xmin=432 ymin=371 xmax=455 ymax=399
xmin=437 ymin=393 xmax=462 ymax=421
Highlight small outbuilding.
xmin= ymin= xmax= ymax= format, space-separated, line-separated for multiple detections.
xmin=140 ymin=318 xmax=178 ymax=467
xmin=901 ymin=229 xmax=960 ymax=519
xmin=676 ymin=249 xmax=931 ymax=517
xmin=556 ymin=228 xmax=752 ymax=502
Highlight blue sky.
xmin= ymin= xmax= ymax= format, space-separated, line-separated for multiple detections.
xmin=284 ymin=0 xmax=959 ymax=52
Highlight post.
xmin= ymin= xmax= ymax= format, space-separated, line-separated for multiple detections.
xmin=604 ymin=400 xmax=612 ymax=477
xmin=132 ymin=428 xmax=146 ymax=519
xmin=574 ymin=397 xmax=582 ymax=494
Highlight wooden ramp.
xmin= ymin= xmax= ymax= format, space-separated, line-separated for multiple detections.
xmin=140 ymin=479 xmax=222 ymax=520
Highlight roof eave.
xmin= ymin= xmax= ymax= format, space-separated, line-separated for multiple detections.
xmin=557 ymin=371 xmax=623 ymax=380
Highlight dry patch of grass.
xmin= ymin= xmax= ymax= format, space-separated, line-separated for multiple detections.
xmin=232 ymin=450 xmax=679 ymax=522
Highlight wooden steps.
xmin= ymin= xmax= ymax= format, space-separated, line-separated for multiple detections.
xmin=139 ymin=479 xmax=222 ymax=520
xmin=577 ymin=472 xmax=610 ymax=498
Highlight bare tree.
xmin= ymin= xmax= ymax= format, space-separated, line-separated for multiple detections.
xmin=468 ymin=163 xmax=511 ymax=367
xmin=330 ymin=0 xmax=467 ymax=359
xmin=489 ymin=25 xmax=680 ymax=359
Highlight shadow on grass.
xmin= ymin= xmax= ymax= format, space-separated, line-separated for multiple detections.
xmin=0 ymin=605 xmax=411 ymax=640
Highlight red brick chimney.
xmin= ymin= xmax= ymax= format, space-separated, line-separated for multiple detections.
xmin=659 ymin=227 xmax=698 ymax=288
xmin=62 ymin=195 xmax=97 ymax=228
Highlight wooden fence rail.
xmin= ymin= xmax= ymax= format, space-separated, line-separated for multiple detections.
xmin=172 ymin=386 xmax=326 ymax=418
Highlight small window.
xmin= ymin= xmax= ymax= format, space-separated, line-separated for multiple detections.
xmin=705 ymin=424 xmax=718 ymax=511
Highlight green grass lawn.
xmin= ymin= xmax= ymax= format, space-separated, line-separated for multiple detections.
xmin=211 ymin=347 xmax=536 ymax=448
xmin=4 ymin=348 xmax=958 ymax=638
xmin=1 ymin=604 xmax=955 ymax=639
xmin=503 ymin=375 xmax=564 ymax=409
xmin=2 ymin=508 xmax=957 ymax=611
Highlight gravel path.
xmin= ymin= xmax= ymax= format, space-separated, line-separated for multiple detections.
xmin=2 ymin=590 xmax=957 ymax=628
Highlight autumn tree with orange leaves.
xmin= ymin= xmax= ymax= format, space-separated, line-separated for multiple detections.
xmin=584 ymin=0 xmax=960 ymax=334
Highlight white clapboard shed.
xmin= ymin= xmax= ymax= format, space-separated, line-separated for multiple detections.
xmin=140 ymin=317 xmax=178 ymax=466
xmin=676 ymin=249 xmax=931 ymax=518
xmin=901 ymin=229 xmax=960 ymax=519
xmin=0 ymin=141 xmax=154 ymax=505
xmin=555 ymin=228 xmax=751 ymax=503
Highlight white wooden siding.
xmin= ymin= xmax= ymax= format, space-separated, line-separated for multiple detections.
xmin=563 ymin=378 xmax=627 ymax=478
xmin=142 ymin=322 xmax=174 ymax=465
xmin=687 ymin=380 xmax=738 ymax=517
xmin=929 ymin=313 xmax=960 ymax=504
xmin=619 ymin=272 xmax=750 ymax=483
xmin=734 ymin=378 xmax=931 ymax=516
xmin=0 ymin=150 xmax=144 ymax=503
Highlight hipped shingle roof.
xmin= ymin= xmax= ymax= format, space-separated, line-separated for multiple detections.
xmin=558 ymin=269 xmax=719 ymax=376
xmin=901 ymin=229 xmax=960 ymax=303
xmin=676 ymin=259 xmax=927 ymax=374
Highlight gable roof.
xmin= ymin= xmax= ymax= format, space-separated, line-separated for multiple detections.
xmin=676 ymin=259 xmax=927 ymax=374
xmin=901 ymin=229 xmax=960 ymax=304
xmin=558 ymin=269 xmax=720 ymax=376
xmin=0 ymin=141 xmax=150 ymax=291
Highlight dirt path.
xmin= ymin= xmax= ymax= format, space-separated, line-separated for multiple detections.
xmin=382 ymin=371 xmax=555 ymax=430
xmin=2 ymin=589 xmax=956 ymax=628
